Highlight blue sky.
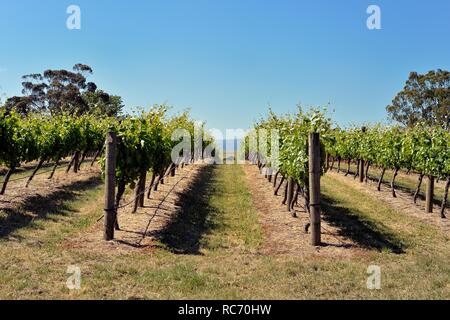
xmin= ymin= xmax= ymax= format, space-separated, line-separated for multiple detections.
xmin=0 ymin=0 xmax=449 ymax=132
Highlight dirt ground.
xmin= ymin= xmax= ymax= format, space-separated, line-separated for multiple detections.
xmin=242 ymin=164 xmax=366 ymax=258
xmin=64 ymin=164 xmax=207 ymax=255
xmin=0 ymin=160 xmax=101 ymax=240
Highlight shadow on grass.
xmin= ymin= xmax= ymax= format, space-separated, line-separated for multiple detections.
xmin=321 ymin=193 xmax=406 ymax=254
xmin=0 ymin=176 xmax=102 ymax=239
xmin=336 ymin=168 xmax=447 ymax=208
xmin=150 ymin=165 xmax=216 ymax=255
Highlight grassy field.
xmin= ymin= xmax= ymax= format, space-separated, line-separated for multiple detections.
xmin=0 ymin=164 xmax=449 ymax=299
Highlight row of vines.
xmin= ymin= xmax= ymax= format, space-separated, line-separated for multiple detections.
xmin=242 ymin=109 xmax=331 ymax=230
xmin=243 ymin=109 xmax=450 ymax=219
xmin=326 ymin=124 xmax=450 ymax=217
xmin=0 ymin=107 xmax=214 ymax=228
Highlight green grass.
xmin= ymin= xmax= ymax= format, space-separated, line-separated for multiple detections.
xmin=0 ymin=164 xmax=449 ymax=299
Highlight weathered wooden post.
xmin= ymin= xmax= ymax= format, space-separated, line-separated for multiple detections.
xmin=309 ymin=132 xmax=321 ymax=246
xmin=104 ymin=132 xmax=117 ymax=241
xmin=359 ymin=159 xmax=365 ymax=183
xmin=426 ymin=175 xmax=435 ymax=213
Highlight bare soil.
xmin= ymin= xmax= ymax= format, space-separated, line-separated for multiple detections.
xmin=64 ymin=164 xmax=209 ymax=255
xmin=242 ymin=164 xmax=366 ymax=258
xmin=0 ymin=161 xmax=101 ymax=239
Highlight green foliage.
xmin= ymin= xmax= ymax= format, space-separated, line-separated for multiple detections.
xmin=243 ymin=106 xmax=450 ymax=183
xmin=0 ymin=111 xmax=109 ymax=169
xmin=329 ymin=124 xmax=450 ymax=177
xmin=1 ymin=108 xmax=212 ymax=192
xmin=244 ymin=108 xmax=331 ymax=185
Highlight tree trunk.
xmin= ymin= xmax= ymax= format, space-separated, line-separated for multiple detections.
xmin=330 ymin=157 xmax=335 ymax=171
xmin=91 ymin=149 xmax=101 ymax=166
xmin=133 ymin=174 xmax=143 ymax=213
xmin=282 ymin=181 xmax=288 ymax=205
xmin=413 ymin=173 xmax=424 ymax=204
xmin=114 ymin=181 xmax=126 ymax=230
xmin=139 ymin=170 xmax=147 ymax=207
xmin=440 ymin=177 xmax=450 ymax=218
xmin=354 ymin=159 xmax=360 ymax=179
xmin=160 ymin=165 xmax=172 ymax=185
xmin=391 ymin=168 xmax=399 ymax=198
xmin=345 ymin=160 xmax=351 ymax=176
xmin=364 ymin=161 xmax=370 ymax=183
xmin=153 ymin=176 xmax=160 ymax=191
xmin=425 ymin=175 xmax=435 ymax=213
xmin=26 ymin=159 xmax=45 ymax=187
xmin=77 ymin=151 xmax=87 ymax=171
xmin=66 ymin=152 xmax=77 ymax=173
xmin=0 ymin=168 xmax=14 ymax=195
xmin=377 ymin=167 xmax=386 ymax=191
xmin=137 ymin=168 xmax=147 ymax=208
xmin=260 ymin=162 xmax=266 ymax=175
xmin=273 ymin=171 xmax=279 ymax=188
xmin=274 ymin=176 xmax=285 ymax=196
xmin=291 ymin=182 xmax=300 ymax=217
xmin=73 ymin=151 xmax=80 ymax=173
xmin=286 ymin=177 xmax=294 ymax=212
xmin=304 ymin=186 xmax=310 ymax=213
xmin=154 ymin=169 xmax=166 ymax=191
xmin=47 ymin=159 xmax=60 ymax=179
xmin=337 ymin=157 xmax=341 ymax=173
xmin=146 ymin=172 xmax=157 ymax=199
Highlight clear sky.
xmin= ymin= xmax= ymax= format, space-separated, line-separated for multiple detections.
xmin=0 ymin=0 xmax=449 ymax=132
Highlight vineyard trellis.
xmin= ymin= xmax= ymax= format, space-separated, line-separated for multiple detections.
xmin=0 ymin=107 xmax=214 ymax=241
xmin=243 ymin=108 xmax=328 ymax=245
xmin=325 ymin=124 xmax=450 ymax=218
xmin=243 ymin=108 xmax=450 ymax=246
xmin=2 ymin=106 xmax=450 ymax=247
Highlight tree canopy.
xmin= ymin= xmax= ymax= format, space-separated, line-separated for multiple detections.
xmin=386 ymin=69 xmax=450 ymax=129
xmin=3 ymin=64 xmax=123 ymax=117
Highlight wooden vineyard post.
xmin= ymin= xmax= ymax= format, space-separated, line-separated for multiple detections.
xmin=426 ymin=175 xmax=435 ymax=213
xmin=359 ymin=159 xmax=365 ymax=183
xmin=309 ymin=132 xmax=321 ymax=246
xmin=104 ymin=132 xmax=117 ymax=241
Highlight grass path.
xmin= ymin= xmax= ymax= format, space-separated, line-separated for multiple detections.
xmin=0 ymin=164 xmax=449 ymax=299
